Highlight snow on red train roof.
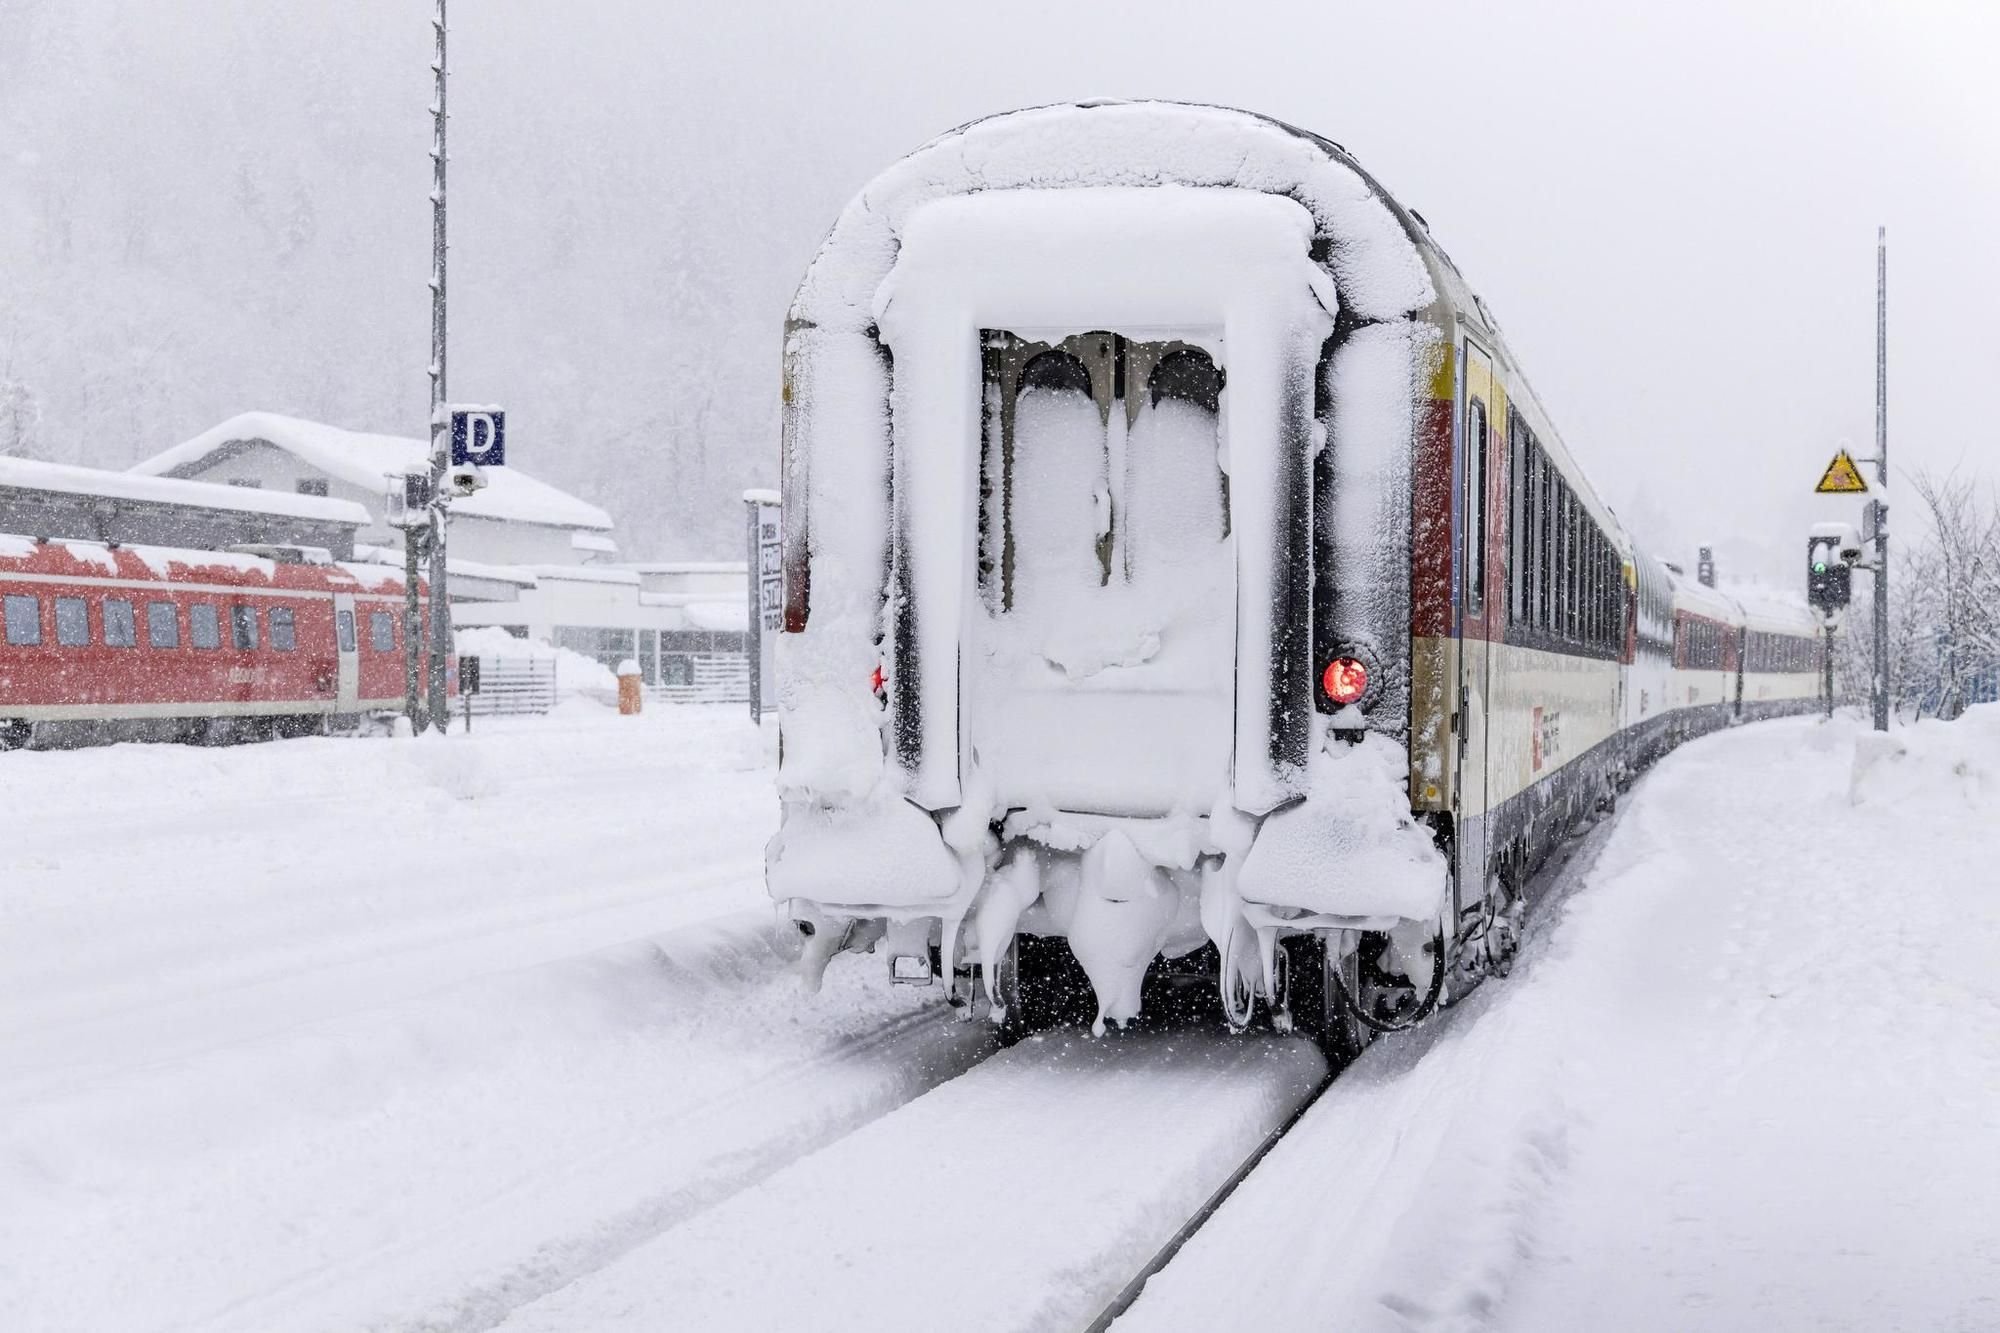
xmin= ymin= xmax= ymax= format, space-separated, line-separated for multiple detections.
xmin=0 ymin=453 xmax=371 ymax=526
xmin=132 ymin=411 xmax=613 ymax=533
xmin=0 ymin=532 xmax=421 ymax=593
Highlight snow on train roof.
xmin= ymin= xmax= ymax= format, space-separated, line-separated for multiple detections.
xmin=1723 ymin=581 xmax=1822 ymax=635
xmin=132 ymin=412 xmax=613 ymax=532
xmin=0 ymin=532 xmax=419 ymax=592
xmin=0 ymin=453 xmax=370 ymax=526
xmin=793 ymin=100 xmax=1435 ymax=331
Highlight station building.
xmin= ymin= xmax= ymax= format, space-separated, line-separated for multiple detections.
xmin=0 ymin=453 xmax=369 ymax=556
xmin=127 ymin=412 xmax=748 ymax=696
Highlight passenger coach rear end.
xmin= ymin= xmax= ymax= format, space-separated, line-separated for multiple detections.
xmin=765 ymin=101 xmax=1470 ymax=1043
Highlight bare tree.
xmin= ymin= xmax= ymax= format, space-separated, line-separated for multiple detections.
xmin=1907 ymin=469 xmax=2000 ymax=718
xmin=1837 ymin=468 xmax=2000 ymax=721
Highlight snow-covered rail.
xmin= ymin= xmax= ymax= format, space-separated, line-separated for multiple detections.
xmin=494 ymin=1031 xmax=1326 ymax=1331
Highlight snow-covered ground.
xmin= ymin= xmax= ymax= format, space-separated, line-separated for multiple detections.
xmin=498 ymin=1031 xmax=1323 ymax=1332
xmin=1122 ymin=710 xmax=2000 ymax=1333
xmin=7 ymin=705 xmax=1997 ymax=1332
xmin=0 ymin=703 xmax=989 ymax=1332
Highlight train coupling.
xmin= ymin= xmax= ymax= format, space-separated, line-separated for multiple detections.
xmin=885 ymin=918 xmax=937 ymax=985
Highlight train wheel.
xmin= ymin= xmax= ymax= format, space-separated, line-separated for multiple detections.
xmin=995 ymin=934 xmax=1088 ymax=1043
xmin=1281 ymin=933 xmax=1371 ymax=1070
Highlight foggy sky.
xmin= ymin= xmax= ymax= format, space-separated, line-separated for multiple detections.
xmin=2 ymin=0 xmax=1993 ymax=576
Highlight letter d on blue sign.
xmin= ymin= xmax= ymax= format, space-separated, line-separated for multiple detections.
xmin=450 ymin=409 xmax=506 ymax=467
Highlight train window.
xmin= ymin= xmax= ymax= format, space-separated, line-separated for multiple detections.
xmin=1534 ymin=452 xmax=1551 ymax=630
xmin=1465 ymin=398 xmax=1486 ymax=615
xmin=191 ymin=604 xmax=221 ymax=650
xmin=1558 ymin=487 xmax=1573 ymax=641
xmin=103 ymin=599 xmax=137 ymax=648
xmin=1586 ymin=531 xmax=1599 ymax=648
xmin=1552 ymin=482 xmax=1568 ymax=640
xmin=147 ymin=601 xmax=179 ymax=648
xmin=268 ymin=606 xmax=296 ymax=652
xmin=336 ymin=609 xmax=357 ymax=653
xmin=370 ymin=610 xmax=395 ymax=652
xmin=1523 ymin=444 xmax=1540 ymax=629
xmin=230 ymin=604 xmax=259 ymax=651
xmin=4 ymin=594 xmax=41 ymax=646
xmin=55 ymin=596 xmax=89 ymax=647
xmin=1507 ymin=414 xmax=1526 ymax=626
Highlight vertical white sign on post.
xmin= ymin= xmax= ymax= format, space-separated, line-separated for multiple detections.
xmin=744 ymin=490 xmax=782 ymax=721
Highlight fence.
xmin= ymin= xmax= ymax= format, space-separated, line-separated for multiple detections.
xmin=465 ymin=656 xmax=558 ymax=716
xmin=650 ymin=652 xmax=750 ymax=706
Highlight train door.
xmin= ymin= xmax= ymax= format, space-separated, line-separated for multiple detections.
xmin=969 ymin=331 xmax=1236 ymax=817
xmin=1457 ymin=338 xmax=1496 ymax=912
xmin=331 ymin=592 xmax=360 ymax=712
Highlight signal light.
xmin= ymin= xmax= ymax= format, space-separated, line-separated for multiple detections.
xmin=1323 ymin=656 xmax=1369 ymax=706
xmin=1806 ymin=536 xmax=1851 ymax=611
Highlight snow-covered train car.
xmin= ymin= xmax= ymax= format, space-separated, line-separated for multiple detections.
xmin=1668 ymin=570 xmax=1746 ymax=734
xmin=1732 ymin=587 xmax=1827 ymax=719
xmin=766 ymin=101 xmax=1825 ymax=1054
xmin=0 ymin=534 xmax=444 ymax=748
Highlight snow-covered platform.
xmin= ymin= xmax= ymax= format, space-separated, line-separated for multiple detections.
xmin=497 ymin=1030 xmax=1326 ymax=1332
xmin=1119 ymin=711 xmax=2000 ymax=1332
xmin=5 ymin=706 xmax=1996 ymax=1331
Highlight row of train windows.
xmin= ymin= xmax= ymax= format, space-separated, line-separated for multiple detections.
xmin=1501 ymin=408 xmax=1622 ymax=656
xmin=2 ymin=595 xmax=399 ymax=654
xmin=1678 ymin=618 xmax=1728 ymax=671
xmin=1745 ymin=631 xmax=1820 ymax=673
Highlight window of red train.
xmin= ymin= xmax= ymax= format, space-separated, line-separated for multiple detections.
xmin=268 ymin=606 xmax=297 ymax=652
xmin=230 ymin=605 xmax=259 ymax=651
xmin=336 ymin=609 xmax=356 ymax=653
xmin=147 ymin=602 xmax=179 ymax=649
xmin=369 ymin=610 xmax=395 ymax=652
xmin=4 ymin=594 xmax=41 ymax=646
xmin=54 ymin=597 xmax=88 ymax=647
xmin=190 ymin=604 xmax=221 ymax=650
xmin=103 ymin=599 xmax=137 ymax=648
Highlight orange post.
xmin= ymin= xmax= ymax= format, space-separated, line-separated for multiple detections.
xmin=617 ymin=659 xmax=642 ymax=715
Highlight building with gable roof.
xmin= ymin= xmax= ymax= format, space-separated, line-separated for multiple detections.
xmin=130 ymin=411 xmax=615 ymax=569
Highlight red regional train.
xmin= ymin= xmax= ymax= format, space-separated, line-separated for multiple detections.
xmin=0 ymin=534 xmax=446 ymax=748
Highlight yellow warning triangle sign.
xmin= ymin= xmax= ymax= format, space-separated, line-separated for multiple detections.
xmin=1815 ymin=449 xmax=1869 ymax=494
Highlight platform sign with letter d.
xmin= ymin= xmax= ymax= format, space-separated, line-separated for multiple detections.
xmin=449 ymin=408 xmax=506 ymax=468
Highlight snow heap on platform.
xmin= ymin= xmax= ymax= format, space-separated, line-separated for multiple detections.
xmin=1848 ymin=701 xmax=2000 ymax=809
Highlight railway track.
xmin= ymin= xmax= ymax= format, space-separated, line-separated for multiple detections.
xmin=490 ymin=1028 xmax=1326 ymax=1332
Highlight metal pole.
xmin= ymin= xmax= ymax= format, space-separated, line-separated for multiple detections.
xmin=1824 ymin=621 xmax=1834 ymax=719
xmin=425 ymin=0 xmax=452 ymax=732
xmin=1872 ymin=224 xmax=1888 ymax=732
xmin=404 ymin=507 xmax=424 ymax=729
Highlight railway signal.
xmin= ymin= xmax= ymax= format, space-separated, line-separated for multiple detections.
xmin=1806 ymin=533 xmax=1853 ymax=611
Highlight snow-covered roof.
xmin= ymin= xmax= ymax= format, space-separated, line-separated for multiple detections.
xmin=684 ymin=600 xmax=748 ymax=632
xmin=616 ymin=561 xmax=749 ymax=575
xmin=1722 ymin=581 xmax=1822 ymax=635
xmin=570 ymin=530 xmax=619 ymax=554
xmin=131 ymin=411 xmax=613 ymax=532
xmin=527 ymin=563 xmax=642 ymax=586
xmin=447 ymin=556 xmax=541 ymax=588
xmin=0 ymin=452 xmax=370 ymax=526
xmin=794 ymin=101 xmax=1433 ymax=333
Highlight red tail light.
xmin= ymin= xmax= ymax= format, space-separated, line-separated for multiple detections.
xmin=1323 ymin=657 xmax=1369 ymax=706
xmin=870 ymin=664 xmax=885 ymax=696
